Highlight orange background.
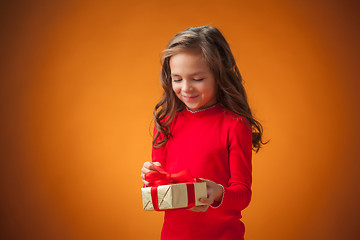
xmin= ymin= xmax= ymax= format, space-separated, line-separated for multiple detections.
xmin=0 ymin=0 xmax=359 ymax=239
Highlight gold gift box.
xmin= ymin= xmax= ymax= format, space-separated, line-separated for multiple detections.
xmin=142 ymin=182 xmax=207 ymax=211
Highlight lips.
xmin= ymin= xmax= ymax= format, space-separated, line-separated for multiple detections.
xmin=182 ymin=95 xmax=199 ymax=101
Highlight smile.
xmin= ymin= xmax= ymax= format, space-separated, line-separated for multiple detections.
xmin=183 ymin=95 xmax=199 ymax=101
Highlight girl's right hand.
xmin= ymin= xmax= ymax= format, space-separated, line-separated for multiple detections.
xmin=141 ymin=161 xmax=162 ymax=186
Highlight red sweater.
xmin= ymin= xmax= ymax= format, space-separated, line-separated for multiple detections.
xmin=152 ymin=104 xmax=253 ymax=240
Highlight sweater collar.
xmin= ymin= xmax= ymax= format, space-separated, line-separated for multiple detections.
xmin=183 ymin=104 xmax=223 ymax=118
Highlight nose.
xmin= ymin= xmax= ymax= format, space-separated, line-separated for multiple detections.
xmin=181 ymin=80 xmax=192 ymax=92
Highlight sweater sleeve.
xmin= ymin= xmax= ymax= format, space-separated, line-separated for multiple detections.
xmin=221 ymin=118 xmax=253 ymax=211
xmin=151 ymin=126 xmax=167 ymax=169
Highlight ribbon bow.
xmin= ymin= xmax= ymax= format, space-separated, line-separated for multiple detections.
xmin=145 ymin=165 xmax=199 ymax=187
xmin=144 ymin=165 xmax=202 ymax=211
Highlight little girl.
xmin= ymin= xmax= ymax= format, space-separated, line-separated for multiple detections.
xmin=141 ymin=26 xmax=266 ymax=240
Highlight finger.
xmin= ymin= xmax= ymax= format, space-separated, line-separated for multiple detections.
xmin=153 ymin=162 xmax=162 ymax=167
xmin=141 ymin=167 xmax=151 ymax=174
xmin=141 ymin=172 xmax=149 ymax=185
xmin=188 ymin=205 xmax=209 ymax=212
xmin=148 ymin=164 xmax=157 ymax=171
xmin=199 ymin=198 xmax=213 ymax=205
xmin=142 ymin=179 xmax=149 ymax=186
xmin=149 ymin=162 xmax=162 ymax=171
xmin=143 ymin=161 xmax=153 ymax=169
xmin=187 ymin=206 xmax=201 ymax=212
xmin=143 ymin=162 xmax=159 ymax=172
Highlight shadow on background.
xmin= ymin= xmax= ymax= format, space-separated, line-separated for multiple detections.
xmin=0 ymin=0 xmax=359 ymax=239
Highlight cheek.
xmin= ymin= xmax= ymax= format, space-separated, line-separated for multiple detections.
xmin=172 ymin=84 xmax=180 ymax=94
xmin=204 ymin=85 xmax=217 ymax=100
xmin=209 ymin=80 xmax=217 ymax=95
xmin=202 ymin=83 xmax=216 ymax=95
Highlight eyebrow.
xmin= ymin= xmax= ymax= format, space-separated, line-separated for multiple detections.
xmin=171 ymin=71 xmax=207 ymax=77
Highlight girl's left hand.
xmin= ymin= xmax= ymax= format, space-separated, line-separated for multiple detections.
xmin=188 ymin=178 xmax=223 ymax=212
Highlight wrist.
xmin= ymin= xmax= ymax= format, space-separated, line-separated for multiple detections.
xmin=211 ymin=184 xmax=225 ymax=208
xmin=215 ymin=184 xmax=223 ymax=201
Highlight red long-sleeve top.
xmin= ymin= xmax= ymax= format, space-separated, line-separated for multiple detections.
xmin=152 ymin=104 xmax=253 ymax=240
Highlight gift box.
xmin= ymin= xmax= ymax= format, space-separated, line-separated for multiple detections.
xmin=142 ymin=181 xmax=207 ymax=211
xmin=141 ymin=166 xmax=208 ymax=211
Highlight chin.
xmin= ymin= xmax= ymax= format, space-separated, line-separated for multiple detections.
xmin=185 ymin=104 xmax=203 ymax=110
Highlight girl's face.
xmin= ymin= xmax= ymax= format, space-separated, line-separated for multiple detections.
xmin=170 ymin=51 xmax=217 ymax=111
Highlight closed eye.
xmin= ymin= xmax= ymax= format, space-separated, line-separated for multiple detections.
xmin=193 ymin=78 xmax=204 ymax=81
xmin=172 ymin=79 xmax=182 ymax=82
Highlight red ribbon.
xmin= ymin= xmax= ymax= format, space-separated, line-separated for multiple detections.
xmin=145 ymin=165 xmax=202 ymax=211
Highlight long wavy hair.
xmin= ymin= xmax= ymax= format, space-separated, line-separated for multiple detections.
xmin=153 ymin=26 xmax=267 ymax=152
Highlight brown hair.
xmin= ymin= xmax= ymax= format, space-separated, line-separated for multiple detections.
xmin=153 ymin=26 xmax=267 ymax=152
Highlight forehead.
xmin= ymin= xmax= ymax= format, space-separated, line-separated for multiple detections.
xmin=169 ymin=51 xmax=210 ymax=75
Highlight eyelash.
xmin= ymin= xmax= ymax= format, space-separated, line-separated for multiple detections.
xmin=172 ymin=78 xmax=204 ymax=82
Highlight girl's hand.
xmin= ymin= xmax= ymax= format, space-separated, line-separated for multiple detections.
xmin=141 ymin=161 xmax=162 ymax=186
xmin=188 ymin=178 xmax=224 ymax=212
